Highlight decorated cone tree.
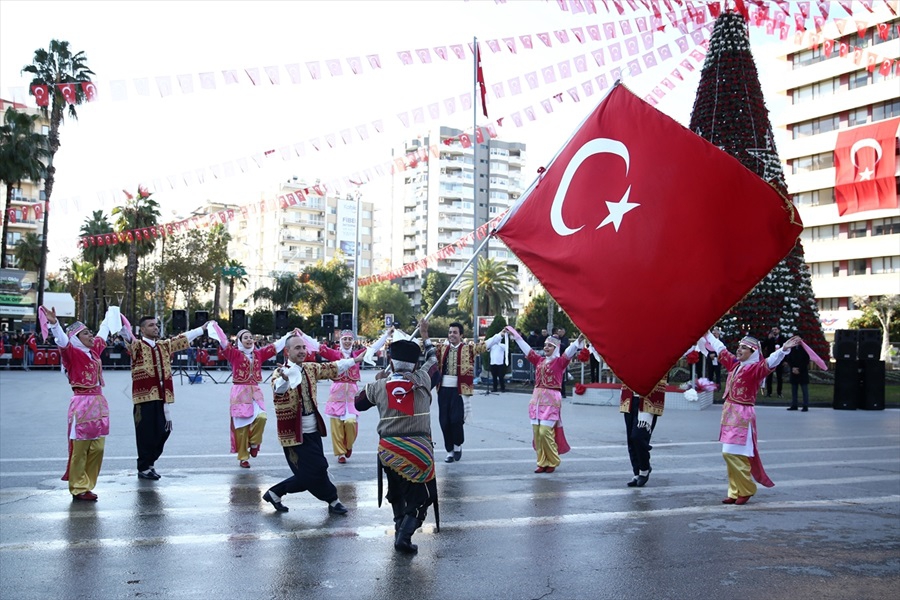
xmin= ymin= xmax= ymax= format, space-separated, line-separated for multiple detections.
xmin=688 ymin=10 xmax=829 ymax=362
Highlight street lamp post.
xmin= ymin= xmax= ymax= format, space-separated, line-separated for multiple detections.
xmin=349 ymin=182 xmax=364 ymax=335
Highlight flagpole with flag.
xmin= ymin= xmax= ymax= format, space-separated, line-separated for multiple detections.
xmin=472 ymin=36 xmax=481 ymax=341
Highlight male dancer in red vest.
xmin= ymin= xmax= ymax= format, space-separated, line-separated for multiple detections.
xmin=123 ymin=316 xmax=207 ymax=480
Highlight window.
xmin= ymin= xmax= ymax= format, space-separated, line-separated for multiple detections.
xmin=873 ymin=217 xmax=900 ymax=236
xmin=5 ymin=232 xmax=21 ymax=246
xmin=793 ymin=188 xmax=835 ymax=206
xmin=848 ymin=107 xmax=868 ymax=127
xmin=792 ymin=115 xmax=839 ymax=139
xmin=362 ymin=210 xmax=372 ymax=220
xmin=360 ymin=226 xmax=372 ymax=235
xmin=818 ymin=298 xmax=840 ymax=310
xmin=872 ymin=256 xmax=900 ymax=273
xmin=361 ymin=258 xmax=371 ymax=268
xmin=810 ymin=262 xmax=839 ymax=278
xmin=847 ymin=222 xmax=868 ymax=239
xmin=848 ymin=259 xmax=867 ymax=275
xmin=873 ymin=98 xmax=900 ymax=121
xmin=848 ymin=69 xmax=871 ymax=90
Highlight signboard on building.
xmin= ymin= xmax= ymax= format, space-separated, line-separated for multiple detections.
xmin=336 ymin=197 xmax=358 ymax=258
xmin=0 ymin=269 xmax=36 ymax=320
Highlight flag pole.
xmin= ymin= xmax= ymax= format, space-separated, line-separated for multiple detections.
xmin=471 ymin=35 xmax=480 ymax=342
xmin=409 ymin=232 xmax=493 ymax=339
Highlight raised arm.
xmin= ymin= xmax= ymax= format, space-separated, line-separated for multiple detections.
xmin=766 ymin=335 xmax=798 ymax=368
xmin=44 ymin=307 xmax=68 ymax=349
xmin=505 ymin=326 xmax=533 ymax=355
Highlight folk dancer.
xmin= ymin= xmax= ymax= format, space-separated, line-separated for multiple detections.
xmin=435 ymin=322 xmax=504 ymax=463
xmin=620 ymin=380 xmax=665 ymax=487
xmin=705 ymin=331 xmax=800 ymax=505
xmin=261 ymin=333 xmax=364 ymax=514
xmin=316 ymin=328 xmax=390 ymax=463
xmin=45 ymin=306 xmax=122 ymax=501
xmin=355 ymin=319 xmax=441 ymax=554
xmin=122 ymin=316 xmax=207 ymax=480
xmin=210 ymin=322 xmax=293 ymax=468
xmin=507 ymin=327 xmax=583 ymax=473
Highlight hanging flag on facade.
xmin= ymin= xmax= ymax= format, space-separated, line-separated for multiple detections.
xmin=834 ymin=117 xmax=900 ymax=215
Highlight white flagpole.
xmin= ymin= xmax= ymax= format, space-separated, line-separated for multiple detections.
xmin=472 ymin=35 xmax=480 ymax=342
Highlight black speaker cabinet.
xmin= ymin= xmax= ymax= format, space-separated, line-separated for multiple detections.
xmin=171 ymin=310 xmax=187 ymax=333
xmin=857 ymin=329 xmax=881 ymax=361
xmin=193 ymin=311 xmax=209 ymax=329
xmin=274 ymin=310 xmax=289 ymax=331
xmin=833 ymin=360 xmax=861 ymax=410
xmin=859 ymin=360 xmax=886 ymax=410
xmin=833 ymin=329 xmax=858 ymax=361
xmin=231 ymin=309 xmax=247 ymax=331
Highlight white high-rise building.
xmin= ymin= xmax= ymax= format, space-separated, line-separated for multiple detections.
xmin=765 ymin=9 xmax=900 ymax=337
xmin=383 ymin=127 xmax=538 ymax=316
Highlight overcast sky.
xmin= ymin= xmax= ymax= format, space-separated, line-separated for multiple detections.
xmin=1 ymin=0 xmax=799 ymax=271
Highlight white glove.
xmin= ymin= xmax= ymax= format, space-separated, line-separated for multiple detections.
xmin=637 ymin=411 xmax=652 ymax=431
xmin=163 ymin=403 xmax=173 ymax=432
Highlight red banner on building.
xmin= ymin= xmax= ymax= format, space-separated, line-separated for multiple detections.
xmin=834 ymin=118 xmax=900 ymax=215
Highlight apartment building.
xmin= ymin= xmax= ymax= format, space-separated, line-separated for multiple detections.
xmin=766 ymin=8 xmax=900 ymax=335
xmin=0 ymin=99 xmax=49 ymax=269
xmin=228 ymin=179 xmax=375 ymax=311
xmin=384 ymin=126 xmax=538 ymax=315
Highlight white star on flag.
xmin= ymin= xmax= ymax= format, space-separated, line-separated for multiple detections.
xmin=597 ymin=189 xmax=639 ymax=231
xmin=858 ymin=167 xmax=874 ymax=181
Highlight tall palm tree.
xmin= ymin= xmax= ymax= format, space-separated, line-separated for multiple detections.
xmin=13 ymin=232 xmax=43 ymax=271
xmin=0 ymin=107 xmax=49 ymax=268
xmin=112 ymin=186 xmax=160 ymax=321
xmin=80 ymin=210 xmax=117 ymax=327
xmin=22 ymin=39 xmax=94 ymax=311
xmin=457 ymin=256 xmax=519 ymax=315
xmin=224 ymin=259 xmax=248 ymax=316
xmin=298 ymin=258 xmax=352 ymax=315
xmin=253 ymin=274 xmax=305 ymax=311
xmin=207 ymin=224 xmax=231 ymax=318
xmin=71 ymin=260 xmax=96 ymax=322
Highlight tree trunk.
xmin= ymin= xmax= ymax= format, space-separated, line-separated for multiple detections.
xmin=228 ymin=279 xmax=235 ymax=316
xmin=213 ymin=276 xmax=221 ymax=319
xmin=123 ymin=245 xmax=137 ymax=322
xmin=1 ymin=185 xmax=13 ymax=268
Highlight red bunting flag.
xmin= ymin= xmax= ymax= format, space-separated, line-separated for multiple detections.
xmin=476 ymin=42 xmax=489 ymax=118
xmin=31 ymin=84 xmax=49 ymax=106
xmin=59 ymin=83 xmax=77 ymax=104
xmin=81 ymin=82 xmax=97 ymax=102
xmin=834 ymin=117 xmax=900 ymax=215
xmin=492 ymin=84 xmax=801 ymax=396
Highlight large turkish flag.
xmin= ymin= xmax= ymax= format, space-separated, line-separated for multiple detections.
xmin=834 ymin=118 xmax=900 ymax=216
xmin=494 ymin=84 xmax=802 ymax=396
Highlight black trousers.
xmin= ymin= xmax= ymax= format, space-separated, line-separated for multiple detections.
xmin=385 ymin=467 xmax=436 ymax=522
xmin=271 ymin=434 xmax=338 ymax=503
xmin=623 ymin=404 xmax=657 ymax=475
xmin=766 ymin=364 xmax=784 ymax=396
xmin=437 ymin=387 xmax=465 ymax=453
xmin=589 ymin=355 xmax=600 ymax=383
xmin=134 ymin=400 xmax=170 ymax=472
xmin=490 ymin=364 xmax=506 ymax=392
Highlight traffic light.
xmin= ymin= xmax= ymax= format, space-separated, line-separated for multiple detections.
xmin=340 ymin=312 xmax=353 ymax=331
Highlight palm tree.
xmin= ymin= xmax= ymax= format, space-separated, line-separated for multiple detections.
xmin=22 ymin=39 xmax=94 ymax=311
xmin=253 ymin=274 xmax=305 ymax=311
xmin=207 ymin=224 xmax=231 ymax=318
xmin=13 ymin=232 xmax=43 ymax=271
xmin=80 ymin=210 xmax=117 ymax=327
xmin=224 ymin=259 xmax=248 ymax=316
xmin=112 ymin=186 xmax=160 ymax=321
xmin=297 ymin=258 xmax=353 ymax=315
xmin=0 ymin=107 xmax=49 ymax=268
xmin=457 ymin=256 xmax=519 ymax=315
xmin=71 ymin=260 xmax=96 ymax=322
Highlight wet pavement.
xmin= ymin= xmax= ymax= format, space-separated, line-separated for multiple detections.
xmin=1 ymin=368 xmax=898 ymax=599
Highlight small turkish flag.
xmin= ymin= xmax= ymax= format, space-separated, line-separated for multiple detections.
xmin=8 ymin=208 xmax=16 ymax=224
xmin=386 ymin=379 xmax=415 ymax=416
xmin=493 ymin=84 xmax=801 ymax=396
xmin=59 ymin=83 xmax=77 ymax=104
xmin=834 ymin=118 xmax=900 ymax=215
xmin=459 ymin=133 xmax=472 ymax=148
xmin=82 ymin=82 xmax=97 ymax=101
xmin=31 ymin=84 xmax=49 ymax=107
